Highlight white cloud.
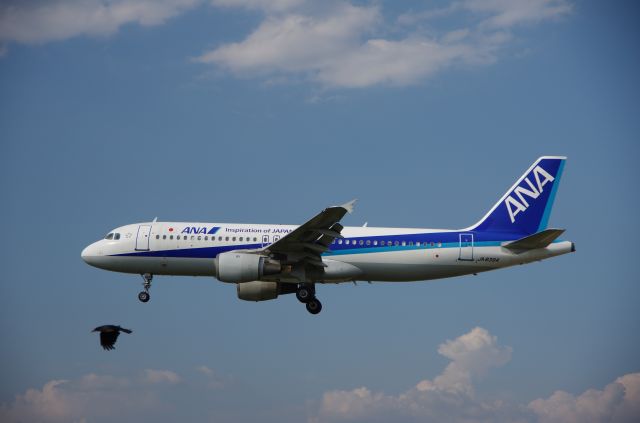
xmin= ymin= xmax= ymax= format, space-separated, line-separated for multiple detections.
xmin=196 ymin=365 xmax=214 ymax=375
xmin=210 ymin=0 xmax=304 ymax=12
xmin=463 ymin=0 xmax=572 ymax=29
xmin=200 ymin=0 xmax=571 ymax=88
xmin=314 ymin=327 xmax=518 ymax=422
xmin=0 ymin=380 xmax=74 ymax=423
xmin=529 ymin=373 xmax=640 ymax=423
xmin=196 ymin=4 xmax=380 ymax=76
xmin=312 ymin=326 xmax=640 ymax=423
xmin=143 ymin=369 xmax=181 ymax=384
xmin=0 ymin=369 xmax=182 ymax=423
xmin=430 ymin=326 xmax=512 ymax=395
xmin=0 ymin=0 xmax=201 ymax=44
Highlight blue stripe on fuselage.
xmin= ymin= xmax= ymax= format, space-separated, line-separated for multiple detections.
xmin=109 ymin=231 xmax=533 ymax=259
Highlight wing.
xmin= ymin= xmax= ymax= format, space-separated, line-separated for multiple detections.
xmin=262 ymin=199 xmax=356 ymax=268
xmin=100 ymin=331 xmax=119 ymax=350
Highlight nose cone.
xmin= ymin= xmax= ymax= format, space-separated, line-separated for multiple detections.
xmin=81 ymin=242 xmax=101 ymax=267
xmin=81 ymin=245 xmax=91 ymax=263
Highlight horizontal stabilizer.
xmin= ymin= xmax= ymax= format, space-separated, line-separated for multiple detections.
xmin=503 ymin=228 xmax=565 ymax=252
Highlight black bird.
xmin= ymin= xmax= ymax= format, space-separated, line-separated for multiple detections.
xmin=92 ymin=325 xmax=132 ymax=350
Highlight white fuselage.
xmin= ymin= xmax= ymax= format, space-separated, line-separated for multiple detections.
xmin=81 ymin=222 xmax=574 ymax=283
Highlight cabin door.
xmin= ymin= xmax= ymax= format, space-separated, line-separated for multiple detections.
xmin=458 ymin=233 xmax=474 ymax=261
xmin=135 ymin=225 xmax=152 ymax=251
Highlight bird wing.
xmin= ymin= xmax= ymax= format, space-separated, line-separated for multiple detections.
xmin=100 ymin=331 xmax=120 ymax=350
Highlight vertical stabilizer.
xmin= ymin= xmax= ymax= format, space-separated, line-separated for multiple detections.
xmin=467 ymin=156 xmax=566 ymax=235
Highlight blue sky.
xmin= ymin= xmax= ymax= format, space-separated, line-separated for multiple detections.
xmin=1 ymin=1 xmax=639 ymax=422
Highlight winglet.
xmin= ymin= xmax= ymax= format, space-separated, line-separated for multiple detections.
xmin=340 ymin=199 xmax=357 ymax=214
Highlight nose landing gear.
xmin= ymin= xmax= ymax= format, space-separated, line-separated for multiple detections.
xmin=296 ymin=283 xmax=322 ymax=315
xmin=138 ymin=273 xmax=152 ymax=303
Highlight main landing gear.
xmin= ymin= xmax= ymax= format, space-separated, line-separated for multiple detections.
xmin=138 ymin=273 xmax=152 ymax=303
xmin=296 ymin=283 xmax=322 ymax=315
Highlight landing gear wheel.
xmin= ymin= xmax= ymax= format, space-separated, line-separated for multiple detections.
xmin=296 ymin=286 xmax=313 ymax=303
xmin=305 ymin=298 xmax=322 ymax=315
xmin=139 ymin=273 xmax=153 ymax=303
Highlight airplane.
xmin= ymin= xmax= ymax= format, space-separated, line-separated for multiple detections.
xmin=81 ymin=156 xmax=574 ymax=315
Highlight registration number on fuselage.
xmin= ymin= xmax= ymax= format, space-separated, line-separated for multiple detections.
xmin=475 ymin=257 xmax=500 ymax=263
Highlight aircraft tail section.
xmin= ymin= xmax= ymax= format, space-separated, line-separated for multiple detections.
xmin=468 ymin=156 xmax=566 ymax=235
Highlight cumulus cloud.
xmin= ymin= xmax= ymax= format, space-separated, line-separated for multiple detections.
xmin=0 ymin=380 xmax=74 ymax=423
xmin=529 ymin=373 xmax=640 ymax=423
xmin=311 ymin=327 xmax=640 ymax=423
xmin=314 ymin=327 xmax=518 ymax=422
xmin=0 ymin=0 xmax=201 ymax=44
xmin=429 ymin=326 xmax=512 ymax=395
xmin=198 ymin=0 xmax=572 ymax=88
xmin=0 ymin=369 xmax=182 ymax=423
xmin=196 ymin=4 xmax=381 ymax=76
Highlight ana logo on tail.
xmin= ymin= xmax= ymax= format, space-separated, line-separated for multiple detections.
xmin=504 ymin=166 xmax=555 ymax=223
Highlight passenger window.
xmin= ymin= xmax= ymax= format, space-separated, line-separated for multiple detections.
xmin=438 ymin=242 xmax=442 ymax=248
xmin=345 ymin=240 xmax=350 ymax=245
xmin=358 ymin=240 xmax=363 ymax=246
xmin=366 ymin=240 xmax=371 ymax=246
xmin=373 ymin=240 xmax=378 ymax=246
xmin=219 ymin=236 xmax=223 ymax=241
xmin=338 ymin=239 xmax=343 ymax=244
xmin=225 ymin=237 xmax=229 ymax=241
xmin=156 ymin=235 xmax=159 ymax=239
xmin=409 ymin=241 xmax=414 ymax=246
xmin=170 ymin=235 xmax=174 ymax=240
xmin=253 ymin=237 xmax=257 ymax=242
xmin=416 ymin=241 xmax=421 ymax=246
xmin=394 ymin=241 xmax=399 ymax=246
xmin=239 ymin=237 xmax=243 ymax=241
xmin=430 ymin=242 xmax=435 ymax=247
xmin=197 ymin=236 xmax=202 ymax=240
xmin=232 ymin=237 xmax=236 ymax=242
xmin=163 ymin=235 xmax=167 ymax=240
xmin=191 ymin=236 xmax=195 ymax=240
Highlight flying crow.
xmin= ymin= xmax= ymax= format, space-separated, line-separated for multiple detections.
xmin=92 ymin=325 xmax=132 ymax=350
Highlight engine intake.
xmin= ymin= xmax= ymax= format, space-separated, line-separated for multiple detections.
xmin=215 ymin=252 xmax=281 ymax=283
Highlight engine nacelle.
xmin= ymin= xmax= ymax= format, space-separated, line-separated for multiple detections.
xmin=237 ymin=281 xmax=279 ymax=302
xmin=215 ymin=252 xmax=281 ymax=283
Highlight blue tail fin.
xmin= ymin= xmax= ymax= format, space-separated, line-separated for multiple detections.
xmin=468 ymin=156 xmax=566 ymax=235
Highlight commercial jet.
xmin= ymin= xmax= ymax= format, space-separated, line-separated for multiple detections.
xmin=81 ymin=156 xmax=574 ymax=314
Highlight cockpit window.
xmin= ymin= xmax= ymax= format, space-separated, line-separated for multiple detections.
xmin=105 ymin=233 xmax=114 ymax=240
xmin=114 ymin=233 xmax=121 ymax=240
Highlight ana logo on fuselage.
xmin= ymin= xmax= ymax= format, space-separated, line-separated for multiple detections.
xmin=504 ymin=165 xmax=555 ymax=223
xmin=181 ymin=226 xmax=220 ymax=235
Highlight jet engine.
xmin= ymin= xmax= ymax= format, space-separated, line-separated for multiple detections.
xmin=236 ymin=281 xmax=297 ymax=301
xmin=215 ymin=252 xmax=281 ymax=283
